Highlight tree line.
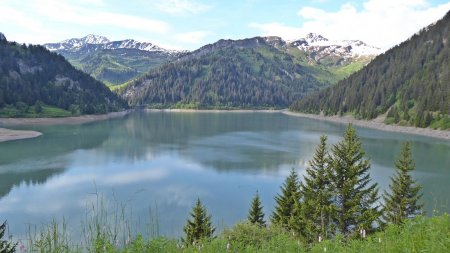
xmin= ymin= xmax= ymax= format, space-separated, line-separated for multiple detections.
xmin=182 ymin=125 xmax=423 ymax=247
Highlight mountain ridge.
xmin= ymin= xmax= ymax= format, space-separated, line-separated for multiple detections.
xmin=43 ymin=35 xmax=188 ymax=85
xmin=44 ymin=34 xmax=185 ymax=55
xmin=119 ymin=36 xmax=329 ymax=108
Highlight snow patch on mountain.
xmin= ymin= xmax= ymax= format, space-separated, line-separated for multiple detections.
xmin=44 ymin=35 xmax=184 ymax=55
xmin=290 ymin=33 xmax=383 ymax=59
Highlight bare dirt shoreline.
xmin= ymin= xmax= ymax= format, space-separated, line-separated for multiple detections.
xmin=0 ymin=110 xmax=130 ymax=142
xmin=0 ymin=128 xmax=42 ymax=142
xmin=282 ymin=110 xmax=450 ymax=140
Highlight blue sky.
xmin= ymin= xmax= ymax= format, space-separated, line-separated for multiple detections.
xmin=1 ymin=0 xmax=449 ymax=50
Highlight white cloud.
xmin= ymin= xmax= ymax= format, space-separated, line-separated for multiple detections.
xmin=32 ymin=1 xmax=170 ymax=33
xmin=250 ymin=0 xmax=450 ymax=49
xmin=103 ymin=168 xmax=168 ymax=185
xmin=175 ymin=31 xmax=211 ymax=44
xmin=155 ymin=0 xmax=211 ymax=15
xmin=0 ymin=0 xmax=171 ymax=44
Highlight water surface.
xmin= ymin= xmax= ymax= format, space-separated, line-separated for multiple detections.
xmin=0 ymin=112 xmax=449 ymax=238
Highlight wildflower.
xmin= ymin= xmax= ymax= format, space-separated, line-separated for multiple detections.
xmin=19 ymin=242 xmax=26 ymax=252
xmin=324 ymin=247 xmax=327 ymax=252
xmin=318 ymin=235 xmax=322 ymax=242
xmin=226 ymin=242 xmax=230 ymax=250
xmin=378 ymin=237 xmax=381 ymax=243
xmin=359 ymin=228 xmax=366 ymax=238
xmin=115 ymin=239 xmax=119 ymax=247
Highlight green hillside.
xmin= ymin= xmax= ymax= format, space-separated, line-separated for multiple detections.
xmin=290 ymin=11 xmax=450 ymax=129
xmin=120 ymin=38 xmax=330 ymax=109
xmin=0 ymin=34 xmax=125 ymax=117
xmin=66 ymin=49 xmax=178 ymax=86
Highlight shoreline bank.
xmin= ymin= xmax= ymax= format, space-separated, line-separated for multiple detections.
xmin=283 ymin=110 xmax=450 ymax=140
xmin=0 ymin=110 xmax=130 ymax=142
xmin=0 ymin=109 xmax=448 ymax=141
xmin=0 ymin=110 xmax=130 ymax=126
xmin=0 ymin=128 xmax=42 ymax=142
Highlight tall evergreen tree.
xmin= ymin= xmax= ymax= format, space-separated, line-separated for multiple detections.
xmin=382 ymin=142 xmax=423 ymax=225
xmin=301 ymin=135 xmax=334 ymax=241
xmin=247 ymin=191 xmax=266 ymax=227
xmin=271 ymin=168 xmax=301 ymax=228
xmin=288 ymin=198 xmax=305 ymax=237
xmin=183 ymin=198 xmax=215 ymax=246
xmin=0 ymin=221 xmax=16 ymax=253
xmin=329 ymin=124 xmax=380 ymax=236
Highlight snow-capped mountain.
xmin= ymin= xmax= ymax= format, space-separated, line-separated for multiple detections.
xmin=289 ymin=33 xmax=382 ymax=59
xmin=42 ymin=35 xmax=188 ymax=85
xmin=44 ymin=34 xmax=184 ymax=55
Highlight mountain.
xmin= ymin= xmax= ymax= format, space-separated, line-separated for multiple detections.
xmin=262 ymin=33 xmax=381 ymax=83
xmin=290 ymin=11 xmax=450 ymax=129
xmin=44 ymin=35 xmax=186 ymax=85
xmin=119 ymin=34 xmax=380 ymax=109
xmin=120 ymin=37 xmax=328 ymax=109
xmin=0 ymin=34 xmax=125 ymax=117
xmin=289 ymin=33 xmax=382 ymax=62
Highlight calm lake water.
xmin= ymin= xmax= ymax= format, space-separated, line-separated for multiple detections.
xmin=0 ymin=111 xmax=449 ymax=239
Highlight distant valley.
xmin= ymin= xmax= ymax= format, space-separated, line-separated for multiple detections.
xmin=44 ymin=35 xmax=187 ymax=86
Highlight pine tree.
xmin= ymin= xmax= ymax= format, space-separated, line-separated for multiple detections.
xmin=271 ymin=168 xmax=301 ymax=228
xmin=183 ymin=198 xmax=215 ymax=246
xmin=248 ymin=191 xmax=266 ymax=227
xmin=329 ymin=124 xmax=380 ymax=236
xmin=301 ymin=135 xmax=334 ymax=241
xmin=0 ymin=221 xmax=16 ymax=253
xmin=288 ymin=198 xmax=305 ymax=237
xmin=382 ymin=142 xmax=423 ymax=225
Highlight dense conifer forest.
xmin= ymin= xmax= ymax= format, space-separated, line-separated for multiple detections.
xmin=290 ymin=11 xmax=450 ymax=129
xmin=120 ymin=38 xmax=328 ymax=109
xmin=0 ymin=34 xmax=125 ymax=117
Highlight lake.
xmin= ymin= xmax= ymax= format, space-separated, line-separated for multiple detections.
xmin=0 ymin=111 xmax=449 ymax=239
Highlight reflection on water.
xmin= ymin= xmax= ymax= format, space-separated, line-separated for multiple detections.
xmin=0 ymin=111 xmax=449 ymax=238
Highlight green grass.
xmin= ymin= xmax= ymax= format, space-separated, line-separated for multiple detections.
xmin=0 ymin=105 xmax=74 ymax=118
xmin=13 ymin=215 xmax=450 ymax=252
xmin=109 ymin=81 xmax=132 ymax=92
xmin=10 ymin=195 xmax=449 ymax=253
xmin=145 ymin=102 xmax=281 ymax=110
xmin=330 ymin=61 xmax=365 ymax=80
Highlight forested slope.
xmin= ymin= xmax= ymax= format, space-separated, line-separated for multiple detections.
xmin=120 ymin=37 xmax=326 ymax=109
xmin=291 ymin=11 xmax=450 ymax=129
xmin=0 ymin=34 xmax=125 ymax=117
